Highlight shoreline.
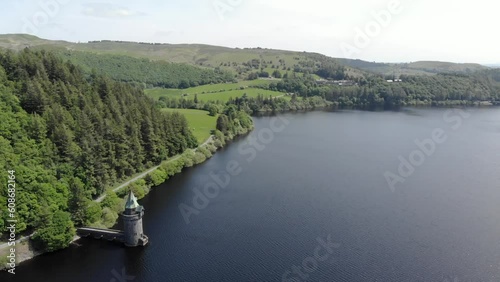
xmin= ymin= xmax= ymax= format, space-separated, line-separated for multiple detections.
xmin=96 ymin=135 xmax=215 ymax=203
xmin=1 ymin=128 xmax=251 ymax=271
xmin=3 ymin=103 xmax=498 ymax=271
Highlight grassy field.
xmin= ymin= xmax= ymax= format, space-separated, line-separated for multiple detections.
xmin=149 ymin=88 xmax=285 ymax=102
xmin=146 ymin=80 xmax=285 ymax=102
xmin=146 ymin=79 xmax=273 ymax=98
xmin=196 ymin=88 xmax=285 ymax=102
xmin=162 ymin=108 xmax=217 ymax=143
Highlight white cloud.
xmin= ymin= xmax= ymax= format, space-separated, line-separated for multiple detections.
xmin=82 ymin=3 xmax=146 ymax=19
xmin=3 ymin=0 xmax=498 ymax=63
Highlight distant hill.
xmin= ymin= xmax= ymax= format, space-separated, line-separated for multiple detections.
xmin=402 ymin=61 xmax=488 ymax=74
xmin=0 ymin=34 xmax=73 ymax=51
xmin=484 ymin=64 xmax=500 ymax=68
xmin=0 ymin=34 xmax=355 ymax=80
xmin=0 ymin=34 xmax=490 ymax=78
xmin=337 ymin=58 xmax=488 ymax=76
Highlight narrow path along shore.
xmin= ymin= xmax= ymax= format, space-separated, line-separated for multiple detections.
xmin=95 ymin=135 xmax=214 ymax=203
xmin=0 ymin=135 xmax=214 ymax=252
xmin=0 ymin=234 xmax=32 ymax=250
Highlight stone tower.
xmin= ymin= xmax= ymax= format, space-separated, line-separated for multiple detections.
xmin=122 ymin=190 xmax=148 ymax=247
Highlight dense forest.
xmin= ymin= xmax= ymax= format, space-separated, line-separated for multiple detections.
xmin=55 ymin=50 xmax=236 ymax=88
xmin=0 ymin=49 xmax=200 ymax=251
xmin=262 ymin=73 xmax=500 ymax=108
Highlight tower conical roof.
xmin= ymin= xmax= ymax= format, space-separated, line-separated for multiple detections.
xmin=125 ymin=190 xmax=140 ymax=210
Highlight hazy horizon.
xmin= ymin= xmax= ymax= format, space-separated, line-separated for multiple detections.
xmin=0 ymin=0 xmax=499 ymax=64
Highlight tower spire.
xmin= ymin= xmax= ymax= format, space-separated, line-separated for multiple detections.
xmin=125 ymin=190 xmax=139 ymax=210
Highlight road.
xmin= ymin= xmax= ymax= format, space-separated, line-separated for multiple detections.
xmin=0 ymin=234 xmax=32 ymax=251
xmin=95 ymin=135 xmax=213 ymax=202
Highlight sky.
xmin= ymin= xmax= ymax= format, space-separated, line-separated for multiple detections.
xmin=0 ymin=0 xmax=499 ymax=64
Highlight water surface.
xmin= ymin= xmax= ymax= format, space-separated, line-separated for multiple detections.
xmin=4 ymin=108 xmax=500 ymax=282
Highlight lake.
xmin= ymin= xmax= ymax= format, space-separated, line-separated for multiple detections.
xmin=3 ymin=108 xmax=500 ymax=282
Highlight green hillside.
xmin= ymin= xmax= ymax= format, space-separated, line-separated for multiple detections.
xmin=337 ymin=58 xmax=488 ymax=76
xmin=0 ymin=34 xmax=348 ymax=79
xmin=2 ymin=34 xmax=499 ymax=110
xmin=1 ymin=34 xmax=488 ymax=78
xmin=55 ymin=50 xmax=236 ymax=88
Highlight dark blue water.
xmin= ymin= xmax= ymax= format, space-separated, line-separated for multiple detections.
xmin=3 ymin=109 xmax=500 ymax=282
